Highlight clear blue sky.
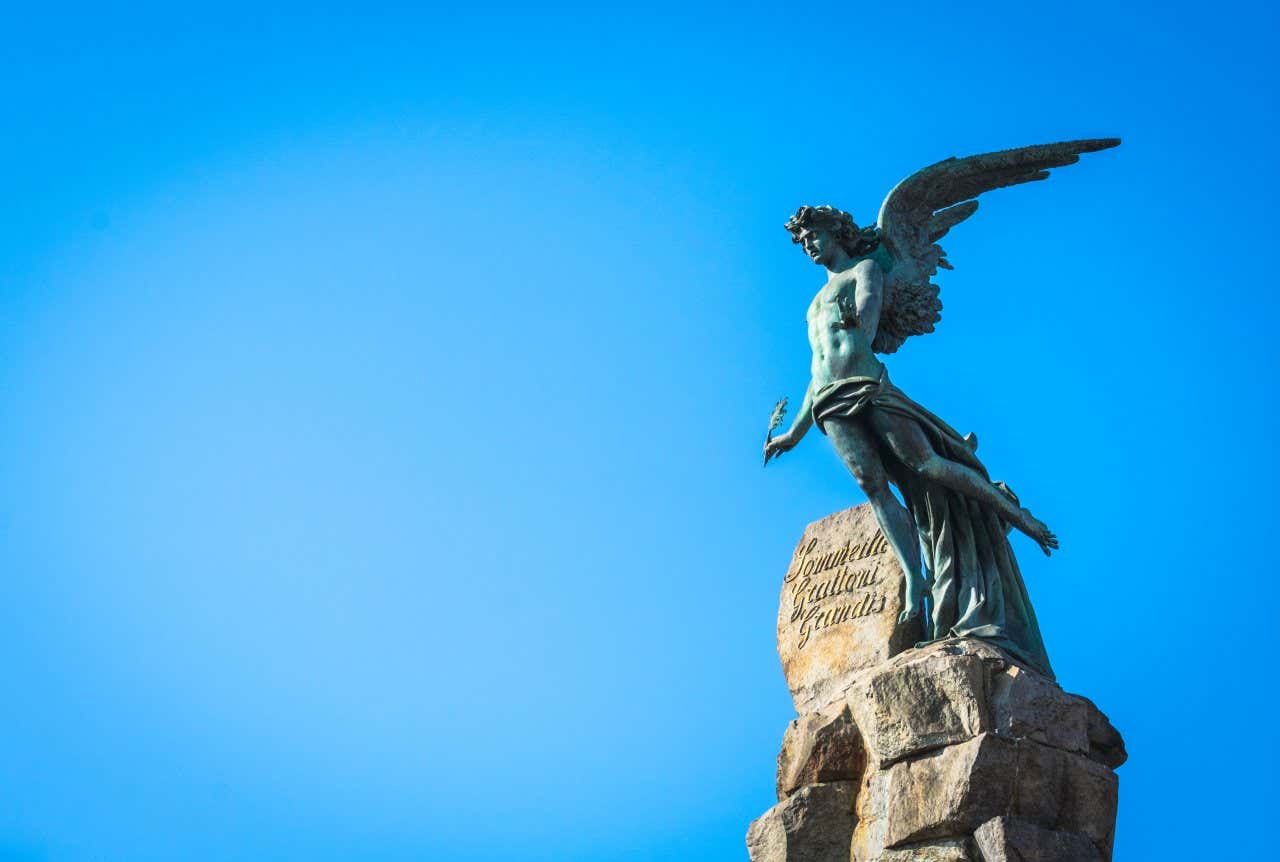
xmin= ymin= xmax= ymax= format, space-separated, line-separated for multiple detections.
xmin=2 ymin=3 xmax=1276 ymax=860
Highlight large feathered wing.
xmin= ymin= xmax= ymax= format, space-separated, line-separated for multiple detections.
xmin=871 ymin=138 xmax=1120 ymax=353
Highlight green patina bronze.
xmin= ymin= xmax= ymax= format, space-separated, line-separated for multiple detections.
xmin=763 ymin=139 xmax=1120 ymax=678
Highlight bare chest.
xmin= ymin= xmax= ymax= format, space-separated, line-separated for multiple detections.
xmin=806 ymin=276 xmax=858 ymax=331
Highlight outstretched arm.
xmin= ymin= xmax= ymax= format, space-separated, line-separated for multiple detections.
xmin=764 ymin=381 xmax=815 ymax=464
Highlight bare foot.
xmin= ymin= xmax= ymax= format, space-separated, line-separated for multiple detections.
xmin=1019 ymin=509 xmax=1059 ymax=556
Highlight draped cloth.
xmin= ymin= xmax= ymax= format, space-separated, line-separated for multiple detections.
xmin=812 ymin=369 xmax=1054 ymax=678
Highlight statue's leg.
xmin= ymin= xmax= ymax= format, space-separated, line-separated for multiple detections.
xmin=824 ymin=416 xmax=928 ymax=623
xmin=867 ymin=409 xmax=1058 ymax=555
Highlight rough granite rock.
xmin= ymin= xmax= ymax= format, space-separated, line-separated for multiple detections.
xmin=881 ymin=733 xmax=1018 ymax=848
xmin=990 ymin=665 xmax=1088 ymax=754
xmin=850 ymin=759 xmax=892 ymax=862
xmin=872 ymin=838 xmax=972 ymax=861
xmin=1009 ymin=738 xmax=1117 ymax=855
xmin=972 ymin=816 xmax=1103 ymax=862
xmin=882 ymin=734 xmax=1117 ymax=853
xmin=1082 ymin=698 xmax=1127 ymax=769
xmin=777 ymin=703 xmax=866 ymax=800
xmin=748 ymin=782 xmax=859 ymax=862
xmin=858 ymin=649 xmax=991 ymax=765
xmin=778 ymin=505 xmax=922 ymax=713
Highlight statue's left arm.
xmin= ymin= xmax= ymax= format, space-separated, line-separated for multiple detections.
xmin=849 ymin=258 xmax=883 ymax=345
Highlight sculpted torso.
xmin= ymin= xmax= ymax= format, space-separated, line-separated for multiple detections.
xmin=806 ymin=257 xmax=885 ymax=388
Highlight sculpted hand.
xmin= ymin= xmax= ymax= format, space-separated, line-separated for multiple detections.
xmin=764 ymin=431 xmax=798 ymax=466
xmin=1017 ymin=508 xmax=1059 ymax=557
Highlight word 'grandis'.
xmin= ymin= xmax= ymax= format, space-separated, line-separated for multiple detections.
xmin=796 ymin=590 xmax=888 ymax=649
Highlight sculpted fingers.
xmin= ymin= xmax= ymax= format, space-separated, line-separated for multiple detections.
xmin=1039 ymin=532 xmax=1059 ymax=556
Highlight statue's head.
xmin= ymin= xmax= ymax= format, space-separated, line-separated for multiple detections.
xmin=785 ymin=205 xmax=880 ymax=267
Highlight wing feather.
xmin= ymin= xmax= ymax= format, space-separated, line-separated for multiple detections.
xmin=928 ymin=200 xmax=979 ymax=242
xmin=871 ymin=138 xmax=1119 ymax=353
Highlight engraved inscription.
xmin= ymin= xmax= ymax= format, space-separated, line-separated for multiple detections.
xmin=787 ymin=532 xmax=893 ymax=649
xmin=777 ymin=504 xmax=921 ymax=712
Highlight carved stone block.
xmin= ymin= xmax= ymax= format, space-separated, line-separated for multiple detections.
xmin=990 ymin=665 xmax=1088 ymax=754
xmin=777 ymin=703 xmax=866 ymax=800
xmin=882 ymin=733 xmax=1018 ymax=848
xmin=882 ymin=734 xmax=1118 ymax=853
xmin=778 ymin=504 xmax=922 ymax=713
xmin=972 ymin=816 xmax=1103 ymax=862
xmin=857 ymin=648 xmax=991 ymax=765
xmin=747 ymin=782 xmax=859 ymax=862
xmin=1082 ymin=698 xmax=1127 ymax=769
xmin=872 ymin=838 xmax=973 ymax=861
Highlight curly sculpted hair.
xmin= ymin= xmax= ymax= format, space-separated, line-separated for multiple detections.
xmin=785 ymin=205 xmax=880 ymax=258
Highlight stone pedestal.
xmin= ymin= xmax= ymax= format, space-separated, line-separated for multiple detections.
xmin=779 ymin=504 xmax=922 ymax=714
xmin=748 ymin=505 xmax=1125 ymax=862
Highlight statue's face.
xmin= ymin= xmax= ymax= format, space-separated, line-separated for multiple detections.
xmin=798 ymin=227 xmax=837 ymax=266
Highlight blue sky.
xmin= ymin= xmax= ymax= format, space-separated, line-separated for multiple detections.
xmin=2 ymin=3 xmax=1277 ymax=860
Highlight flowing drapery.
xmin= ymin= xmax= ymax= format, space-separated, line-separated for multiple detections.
xmin=813 ymin=370 xmax=1053 ymax=677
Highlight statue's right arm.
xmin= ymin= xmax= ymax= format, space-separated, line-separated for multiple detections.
xmin=767 ymin=381 xmax=815 ymax=460
xmin=787 ymin=381 xmax=816 ymax=443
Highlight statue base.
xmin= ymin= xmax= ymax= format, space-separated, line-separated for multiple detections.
xmin=778 ymin=505 xmax=923 ymax=714
xmin=750 ymin=507 xmax=1125 ymax=862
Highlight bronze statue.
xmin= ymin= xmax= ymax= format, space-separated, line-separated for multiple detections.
xmin=763 ymin=139 xmax=1120 ymax=677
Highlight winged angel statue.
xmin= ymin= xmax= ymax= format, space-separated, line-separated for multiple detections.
xmin=763 ymin=138 xmax=1120 ymax=678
